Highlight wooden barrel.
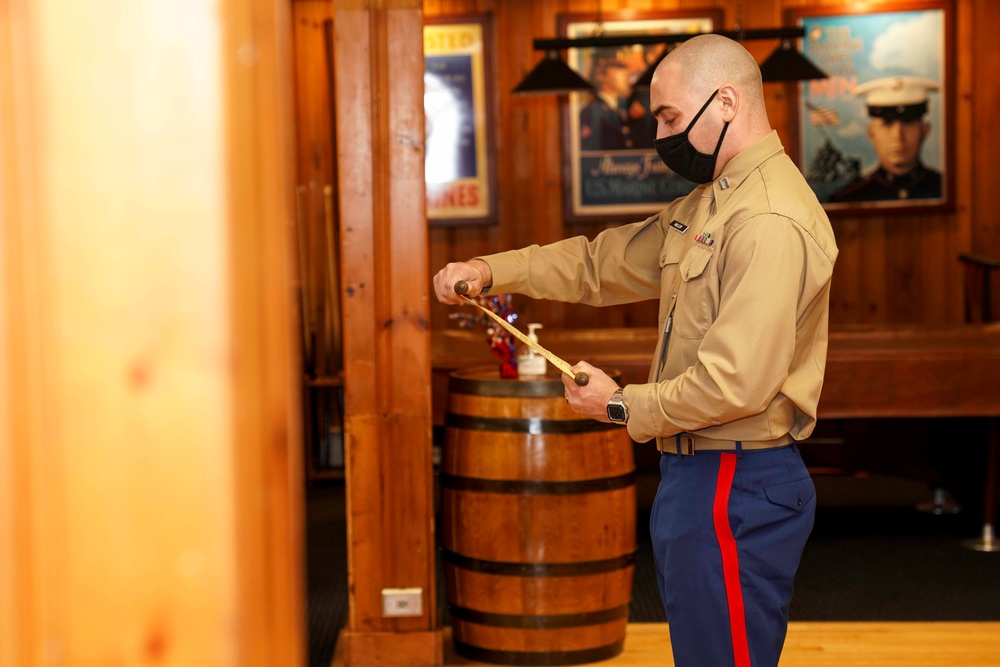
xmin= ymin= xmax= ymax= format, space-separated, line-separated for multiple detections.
xmin=442 ymin=367 xmax=636 ymax=666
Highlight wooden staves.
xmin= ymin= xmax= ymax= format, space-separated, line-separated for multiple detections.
xmin=442 ymin=367 xmax=636 ymax=665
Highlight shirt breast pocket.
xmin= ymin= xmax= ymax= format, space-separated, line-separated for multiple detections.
xmin=658 ymin=231 xmax=686 ymax=268
xmin=674 ymin=245 xmax=716 ymax=338
xmin=657 ymin=234 xmax=686 ymax=327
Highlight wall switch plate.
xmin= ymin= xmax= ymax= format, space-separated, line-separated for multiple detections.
xmin=381 ymin=587 xmax=423 ymax=617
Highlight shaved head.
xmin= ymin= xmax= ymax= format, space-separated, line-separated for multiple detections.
xmin=664 ymin=34 xmax=764 ymax=107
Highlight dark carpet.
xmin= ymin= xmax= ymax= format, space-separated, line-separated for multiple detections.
xmin=307 ymin=444 xmax=1000 ymax=667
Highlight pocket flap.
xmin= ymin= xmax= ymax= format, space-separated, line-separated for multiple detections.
xmin=659 ymin=233 xmax=687 ymax=268
xmin=764 ymin=478 xmax=815 ymax=512
xmin=680 ymin=246 xmax=713 ymax=281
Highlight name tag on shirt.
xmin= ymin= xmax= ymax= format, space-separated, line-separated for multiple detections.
xmin=669 ymin=220 xmax=689 ymax=234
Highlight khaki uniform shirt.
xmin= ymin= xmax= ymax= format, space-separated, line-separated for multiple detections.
xmin=481 ymin=131 xmax=838 ymax=448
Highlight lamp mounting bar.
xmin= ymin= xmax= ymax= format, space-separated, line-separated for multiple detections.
xmin=533 ymin=27 xmax=806 ymax=51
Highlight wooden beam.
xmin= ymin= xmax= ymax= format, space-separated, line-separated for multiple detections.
xmin=0 ymin=0 xmax=304 ymax=665
xmin=224 ymin=0 xmax=307 ymax=663
xmin=333 ymin=0 xmax=440 ymax=664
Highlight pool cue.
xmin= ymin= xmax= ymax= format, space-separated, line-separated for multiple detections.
xmin=323 ymin=185 xmax=342 ymax=375
xmin=454 ymin=280 xmax=589 ymax=386
xmin=295 ymin=184 xmax=314 ymax=373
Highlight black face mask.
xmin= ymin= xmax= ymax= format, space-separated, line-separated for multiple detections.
xmin=654 ymin=89 xmax=729 ymax=184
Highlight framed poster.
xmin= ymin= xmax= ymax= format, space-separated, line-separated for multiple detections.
xmin=423 ymin=14 xmax=497 ymax=226
xmin=560 ymin=10 xmax=722 ymax=224
xmin=788 ymin=2 xmax=954 ymax=215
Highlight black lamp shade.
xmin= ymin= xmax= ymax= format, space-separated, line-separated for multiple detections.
xmin=512 ymin=50 xmax=595 ymax=95
xmin=759 ymin=40 xmax=828 ymax=82
xmin=633 ymin=51 xmax=667 ymax=89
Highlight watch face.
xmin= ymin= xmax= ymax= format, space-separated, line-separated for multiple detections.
xmin=608 ymin=404 xmax=627 ymax=422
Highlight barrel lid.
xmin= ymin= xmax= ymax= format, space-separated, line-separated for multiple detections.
xmin=448 ymin=366 xmax=620 ymax=398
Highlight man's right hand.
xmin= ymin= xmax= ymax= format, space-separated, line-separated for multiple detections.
xmin=432 ymin=259 xmax=493 ymax=305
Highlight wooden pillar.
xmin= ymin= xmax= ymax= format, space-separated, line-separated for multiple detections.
xmin=0 ymin=0 xmax=304 ymax=665
xmin=333 ymin=0 xmax=440 ymax=664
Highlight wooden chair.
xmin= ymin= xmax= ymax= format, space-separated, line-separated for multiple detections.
xmin=958 ymin=253 xmax=1000 ymax=551
xmin=960 ymin=253 xmax=999 ymax=323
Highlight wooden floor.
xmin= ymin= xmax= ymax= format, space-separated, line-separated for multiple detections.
xmin=335 ymin=623 xmax=1000 ymax=666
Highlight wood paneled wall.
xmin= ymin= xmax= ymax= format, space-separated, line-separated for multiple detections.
xmin=425 ymin=0 xmax=999 ymax=332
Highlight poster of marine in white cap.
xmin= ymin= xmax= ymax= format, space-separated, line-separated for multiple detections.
xmin=790 ymin=2 xmax=953 ymax=213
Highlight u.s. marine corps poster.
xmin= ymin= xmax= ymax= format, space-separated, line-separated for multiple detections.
xmin=424 ymin=16 xmax=496 ymax=226
xmin=792 ymin=4 xmax=952 ymax=213
xmin=561 ymin=11 xmax=720 ymax=224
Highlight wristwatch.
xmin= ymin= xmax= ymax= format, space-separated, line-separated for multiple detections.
xmin=606 ymin=387 xmax=629 ymax=424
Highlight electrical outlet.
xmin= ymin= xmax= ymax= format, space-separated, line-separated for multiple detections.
xmin=381 ymin=587 xmax=423 ymax=617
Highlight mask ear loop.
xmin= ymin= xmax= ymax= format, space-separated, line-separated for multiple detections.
xmin=680 ymin=88 xmax=720 ymax=136
xmin=710 ymin=121 xmax=730 ymax=159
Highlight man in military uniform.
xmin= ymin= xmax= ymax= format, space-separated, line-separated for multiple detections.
xmin=436 ymin=35 xmax=837 ymax=667
xmin=833 ymin=76 xmax=942 ymax=203
xmin=579 ymin=50 xmax=655 ymax=151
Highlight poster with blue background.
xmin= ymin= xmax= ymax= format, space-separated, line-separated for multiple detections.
xmin=796 ymin=5 xmax=950 ymax=211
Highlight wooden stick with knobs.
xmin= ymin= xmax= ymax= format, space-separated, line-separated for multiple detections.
xmin=454 ymin=281 xmax=590 ymax=386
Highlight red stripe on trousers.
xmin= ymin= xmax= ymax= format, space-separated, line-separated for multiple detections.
xmin=713 ymin=452 xmax=751 ymax=667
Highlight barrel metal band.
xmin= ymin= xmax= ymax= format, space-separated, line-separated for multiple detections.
xmin=452 ymin=639 xmax=625 ymax=666
xmin=440 ymin=471 xmax=635 ymax=495
xmin=445 ymin=412 xmax=620 ymax=434
xmin=449 ymin=603 xmax=629 ymax=629
xmin=441 ymin=549 xmax=636 ymax=577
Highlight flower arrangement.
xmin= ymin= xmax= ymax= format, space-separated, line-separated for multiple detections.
xmin=450 ymin=293 xmax=519 ymax=378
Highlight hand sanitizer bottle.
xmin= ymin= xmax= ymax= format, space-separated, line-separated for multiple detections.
xmin=517 ymin=323 xmax=548 ymax=376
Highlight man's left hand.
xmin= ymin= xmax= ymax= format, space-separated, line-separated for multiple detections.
xmin=562 ymin=361 xmax=619 ymax=423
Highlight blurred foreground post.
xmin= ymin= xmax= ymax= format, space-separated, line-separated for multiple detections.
xmin=0 ymin=0 xmax=305 ymax=665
